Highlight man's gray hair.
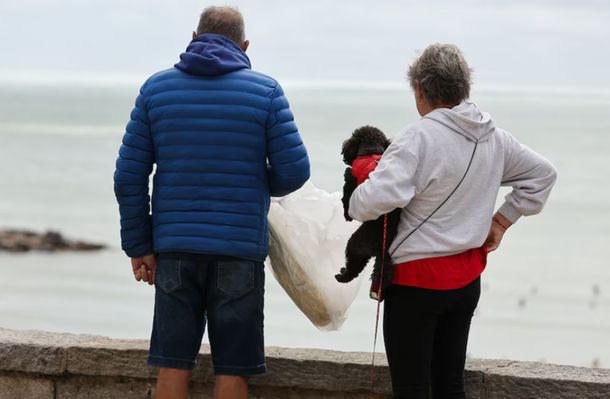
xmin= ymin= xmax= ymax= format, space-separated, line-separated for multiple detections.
xmin=407 ymin=43 xmax=473 ymax=105
xmin=196 ymin=6 xmax=245 ymax=45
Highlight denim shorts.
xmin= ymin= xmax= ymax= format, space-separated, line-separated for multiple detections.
xmin=147 ymin=252 xmax=266 ymax=375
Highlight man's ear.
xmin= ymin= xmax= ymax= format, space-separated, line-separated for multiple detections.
xmin=242 ymin=40 xmax=250 ymax=52
xmin=192 ymin=31 xmax=197 ymax=40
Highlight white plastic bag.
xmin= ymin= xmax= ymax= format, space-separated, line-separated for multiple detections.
xmin=266 ymin=181 xmax=364 ymax=331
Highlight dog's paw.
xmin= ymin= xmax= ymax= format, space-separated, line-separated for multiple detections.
xmin=335 ymin=267 xmax=355 ymax=283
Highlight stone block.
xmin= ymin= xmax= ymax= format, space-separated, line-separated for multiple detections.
xmin=482 ymin=374 xmax=609 ymax=399
xmin=249 ymin=385 xmax=389 ymax=399
xmin=56 ymin=376 xmax=152 ymax=399
xmin=0 ymin=374 xmax=54 ymax=399
xmin=469 ymin=359 xmax=610 ymax=398
xmin=249 ymin=347 xmax=392 ymax=395
xmin=186 ymin=383 xmax=214 ymax=399
xmin=0 ymin=328 xmax=97 ymax=375
xmin=0 ymin=342 xmax=65 ymax=375
xmin=66 ymin=344 xmax=152 ymax=379
xmin=464 ymin=369 xmax=484 ymax=399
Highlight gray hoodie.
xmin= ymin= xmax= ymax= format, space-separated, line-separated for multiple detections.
xmin=349 ymin=101 xmax=557 ymax=264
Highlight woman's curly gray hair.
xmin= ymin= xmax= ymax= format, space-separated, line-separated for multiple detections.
xmin=407 ymin=43 xmax=473 ymax=105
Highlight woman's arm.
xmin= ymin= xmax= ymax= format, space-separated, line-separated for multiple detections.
xmin=497 ymin=131 xmax=558 ymax=224
xmin=487 ymin=131 xmax=557 ymax=252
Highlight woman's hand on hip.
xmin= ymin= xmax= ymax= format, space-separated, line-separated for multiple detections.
xmin=485 ymin=213 xmax=513 ymax=252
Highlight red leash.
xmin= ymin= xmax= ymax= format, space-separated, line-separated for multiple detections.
xmin=370 ymin=214 xmax=388 ymax=397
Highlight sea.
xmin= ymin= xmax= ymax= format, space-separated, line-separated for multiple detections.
xmin=0 ymin=80 xmax=609 ymax=369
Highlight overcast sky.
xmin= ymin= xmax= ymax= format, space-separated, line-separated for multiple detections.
xmin=1 ymin=0 xmax=609 ymax=90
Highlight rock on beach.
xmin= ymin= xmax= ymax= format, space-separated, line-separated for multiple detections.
xmin=0 ymin=229 xmax=106 ymax=252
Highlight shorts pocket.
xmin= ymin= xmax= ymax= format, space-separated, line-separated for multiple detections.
xmin=217 ymin=260 xmax=255 ymax=299
xmin=156 ymin=256 xmax=182 ymax=294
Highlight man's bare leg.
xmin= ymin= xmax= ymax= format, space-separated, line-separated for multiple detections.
xmin=155 ymin=368 xmax=191 ymax=399
xmin=214 ymin=375 xmax=248 ymax=399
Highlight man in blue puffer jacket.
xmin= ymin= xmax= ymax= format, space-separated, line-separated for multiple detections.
xmin=113 ymin=6 xmax=309 ymax=399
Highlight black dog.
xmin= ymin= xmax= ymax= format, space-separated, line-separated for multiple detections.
xmin=335 ymin=126 xmax=401 ymax=299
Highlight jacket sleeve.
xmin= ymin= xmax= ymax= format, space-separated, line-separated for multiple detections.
xmin=349 ymin=132 xmax=418 ymax=222
xmin=265 ymin=83 xmax=310 ymax=197
xmin=497 ymin=131 xmax=558 ymax=223
xmin=113 ymin=84 xmax=155 ymax=257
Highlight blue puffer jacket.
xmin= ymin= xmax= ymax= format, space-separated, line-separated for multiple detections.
xmin=114 ymin=34 xmax=310 ymax=261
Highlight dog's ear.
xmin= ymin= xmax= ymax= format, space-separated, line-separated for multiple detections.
xmin=341 ymin=136 xmax=360 ymax=165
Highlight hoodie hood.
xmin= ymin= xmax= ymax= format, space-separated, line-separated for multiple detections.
xmin=175 ymin=34 xmax=251 ymax=76
xmin=425 ymin=101 xmax=495 ymax=143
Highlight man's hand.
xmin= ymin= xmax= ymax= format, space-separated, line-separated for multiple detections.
xmin=131 ymin=254 xmax=156 ymax=285
xmin=485 ymin=212 xmax=513 ymax=252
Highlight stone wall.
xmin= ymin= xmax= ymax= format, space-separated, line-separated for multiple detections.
xmin=0 ymin=328 xmax=608 ymax=398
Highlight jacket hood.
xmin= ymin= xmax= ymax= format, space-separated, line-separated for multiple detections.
xmin=425 ymin=101 xmax=495 ymax=143
xmin=174 ymin=34 xmax=251 ymax=76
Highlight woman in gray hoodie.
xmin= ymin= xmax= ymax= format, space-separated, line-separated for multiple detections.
xmin=349 ymin=44 xmax=557 ymax=398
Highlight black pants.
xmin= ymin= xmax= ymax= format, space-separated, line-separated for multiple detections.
xmin=383 ymin=278 xmax=481 ymax=399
